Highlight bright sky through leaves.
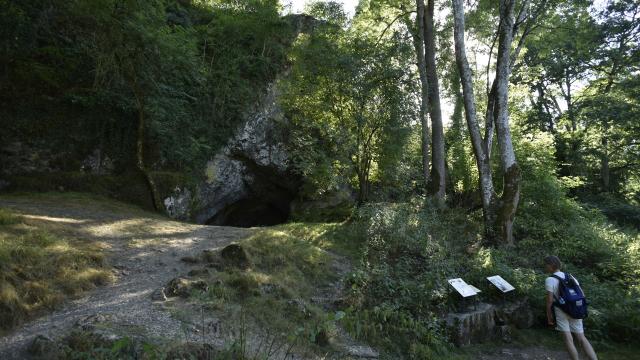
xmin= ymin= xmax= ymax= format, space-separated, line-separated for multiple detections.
xmin=283 ymin=0 xmax=359 ymax=16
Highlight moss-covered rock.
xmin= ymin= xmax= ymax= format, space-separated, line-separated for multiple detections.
xmin=28 ymin=335 xmax=61 ymax=359
xmin=165 ymin=277 xmax=208 ymax=298
xmin=220 ymin=243 xmax=251 ymax=270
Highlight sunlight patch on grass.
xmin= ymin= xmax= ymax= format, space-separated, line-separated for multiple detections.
xmin=22 ymin=214 xmax=87 ymax=224
xmin=0 ymin=207 xmax=113 ymax=333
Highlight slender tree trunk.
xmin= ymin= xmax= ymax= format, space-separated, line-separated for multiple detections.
xmin=414 ymin=0 xmax=431 ymax=189
xmin=565 ymin=72 xmax=576 ymax=132
xmin=451 ymin=72 xmax=472 ymax=192
xmin=357 ymin=168 xmax=367 ymax=205
xmin=424 ymin=0 xmax=446 ymax=201
xmin=599 ymin=73 xmax=617 ymax=193
xmin=491 ymin=0 xmax=521 ymax=245
xmin=132 ymin=85 xmax=162 ymax=212
xmin=452 ymin=0 xmax=498 ymax=238
xmin=485 ymin=80 xmax=497 ymax=159
xmin=601 ymin=121 xmax=610 ymax=192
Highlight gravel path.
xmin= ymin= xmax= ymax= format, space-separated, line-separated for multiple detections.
xmin=0 ymin=196 xmax=255 ymax=359
xmin=476 ymin=346 xmax=571 ymax=359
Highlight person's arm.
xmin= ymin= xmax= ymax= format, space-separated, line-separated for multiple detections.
xmin=546 ymin=291 xmax=555 ymax=326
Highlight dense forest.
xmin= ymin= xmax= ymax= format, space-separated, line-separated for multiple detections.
xmin=0 ymin=0 xmax=639 ymax=359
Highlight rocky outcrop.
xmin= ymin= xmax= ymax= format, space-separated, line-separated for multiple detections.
xmin=496 ymin=299 xmax=535 ymax=329
xmin=0 ymin=142 xmax=63 ymax=175
xmin=80 ymin=149 xmax=114 ymax=175
xmin=446 ymin=300 xmax=535 ymax=347
xmin=162 ymin=15 xmax=329 ymax=227
xmin=28 ymin=335 xmax=60 ymax=359
xmin=164 ymin=80 xmax=300 ymax=226
xmin=447 ymin=302 xmax=497 ymax=347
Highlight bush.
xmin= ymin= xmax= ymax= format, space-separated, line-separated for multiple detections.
xmin=341 ymin=199 xmax=477 ymax=357
xmin=580 ymin=193 xmax=640 ymax=230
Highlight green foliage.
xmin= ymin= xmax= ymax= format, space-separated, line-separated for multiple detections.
xmin=281 ymin=10 xmax=416 ymax=202
xmin=446 ymin=72 xmax=475 ymax=196
xmin=305 ymin=0 xmax=349 ymax=27
xmin=581 ymin=193 xmax=640 ymax=229
xmin=342 ymin=200 xmax=476 ymax=357
xmin=342 ymin=136 xmax=640 ymax=354
xmin=515 ymin=0 xmax=640 ymax=200
xmin=0 ymin=0 xmax=292 ymax=176
xmin=190 ymin=0 xmax=294 ymax=167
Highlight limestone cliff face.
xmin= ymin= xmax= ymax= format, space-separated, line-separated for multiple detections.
xmin=164 ymin=80 xmax=299 ymax=226
xmin=164 ymin=14 xmax=323 ymax=226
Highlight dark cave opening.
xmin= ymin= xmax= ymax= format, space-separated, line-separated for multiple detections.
xmin=206 ymin=197 xmax=290 ymax=227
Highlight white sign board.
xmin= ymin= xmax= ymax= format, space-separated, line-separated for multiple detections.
xmin=448 ymin=278 xmax=479 ymax=298
xmin=487 ymin=275 xmax=515 ymax=293
xmin=468 ymin=285 xmax=482 ymax=294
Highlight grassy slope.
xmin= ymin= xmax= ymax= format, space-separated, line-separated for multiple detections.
xmin=0 ymin=195 xmax=115 ymax=334
xmin=0 ymin=192 xmax=362 ymax=358
xmin=0 ymin=191 xmax=189 ymax=335
xmin=170 ymin=222 xmax=363 ymax=358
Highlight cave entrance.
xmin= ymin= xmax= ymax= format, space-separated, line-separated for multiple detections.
xmin=207 ymin=197 xmax=290 ymax=227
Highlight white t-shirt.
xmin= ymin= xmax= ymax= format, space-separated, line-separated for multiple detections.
xmin=545 ymin=271 xmax=579 ymax=298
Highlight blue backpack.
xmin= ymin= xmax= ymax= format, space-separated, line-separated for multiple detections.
xmin=552 ymin=273 xmax=588 ymax=319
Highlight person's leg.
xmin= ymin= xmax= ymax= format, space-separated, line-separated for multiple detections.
xmin=561 ymin=331 xmax=580 ymax=360
xmin=570 ymin=319 xmax=597 ymax=360
xmin=574 ymin=332 xmax=597 ymax=360
xmin=555 ymin=311 xmax=579 ymax=360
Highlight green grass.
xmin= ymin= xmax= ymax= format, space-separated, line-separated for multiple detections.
xmin=3 ymin=171 xmax=189 ymax=212
xmin=184 ymin=222 xmax=360 ymax=357
xmin=0 ymin=206 xmax=113 ymax=333
xmin=0 ymin=191 xmax=158 ymax=216
xmin=450 ymin=328 xmax=640 ymax=360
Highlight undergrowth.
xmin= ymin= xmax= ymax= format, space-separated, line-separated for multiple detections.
xmin=338 ymin=170 xmax=640 ymax=358
xmin=182 ymin=223 xmax=358 ymax=358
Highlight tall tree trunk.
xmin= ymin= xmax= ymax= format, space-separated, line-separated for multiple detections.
xmin=453 ymin=0 xmax=521 ymax=245
xmin=414 ymin=0 xmax=431 ymax=189
xmin=485 ymin=80 xmax=497 ymax=159
xmin=424 ymin=0 xmax=446 ymax=201
xmin=132 ymin=87 xmax=162 ymax=212
xmin=601 ymin=121 xmax=610 ymax=192
xmin=450 ymin=71 xmax=472 ymax=192
xmin=492 ymin=0 xmax=521 ymax=245
xmin=599 ymin=72 xmax=617 ymax=193
xmin=452 ymin=0 xmax=498 ymax=238
xmin=357 ymin=167 xmax=367 ymax=205
xmin=565 ymin=73 xmax=576 ymax=132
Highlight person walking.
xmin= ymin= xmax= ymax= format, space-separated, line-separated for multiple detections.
xmin=544 ymin=255 xmax=598 ymax=360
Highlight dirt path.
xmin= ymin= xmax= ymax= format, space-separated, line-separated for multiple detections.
xmin=475 ymin=346 xmax=571 ymax=359
xmin=0 ymin=196 xmax=256 ymax=359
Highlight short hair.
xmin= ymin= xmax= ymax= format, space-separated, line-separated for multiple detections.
xmin=544 ymin=255 xmax=562 ymax=270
